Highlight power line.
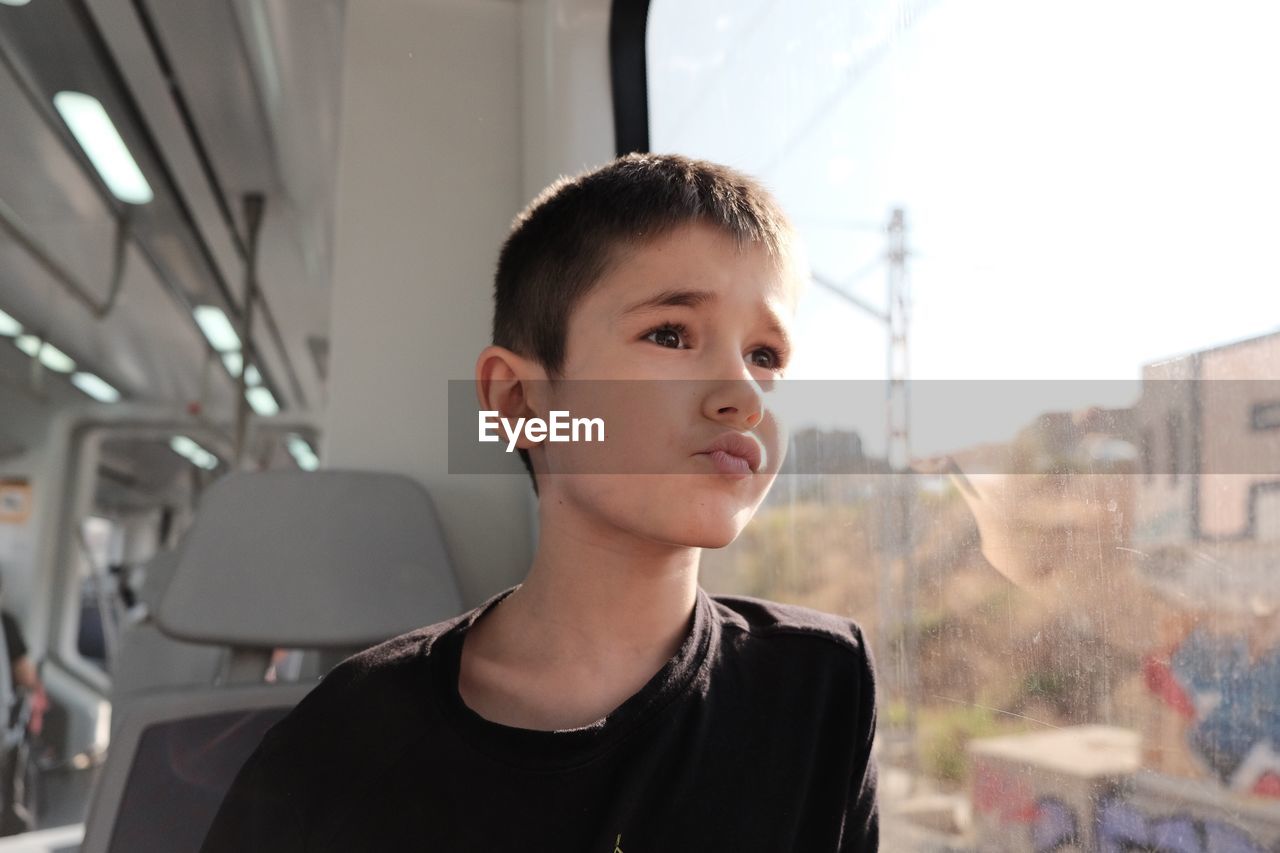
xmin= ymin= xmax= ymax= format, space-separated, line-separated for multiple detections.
xmin=812 ymin=269 xmax=887 ymax=323
xmin=755 ymin=0 xmax=938 ymax=178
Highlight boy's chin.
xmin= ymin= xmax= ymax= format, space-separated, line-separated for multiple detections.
xmin=647 ymin=525 xmax=740 ymax=550
xmin=652 ymin=501 xmax=762 ymax=550
xmin=548 ymin=473 xmax=768 ymax=548
xmin=681 ymin=528 xmax=744 ymax=550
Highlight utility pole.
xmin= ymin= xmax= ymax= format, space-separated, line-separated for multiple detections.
xmin=884 ymin=208 xmax=919 ymax=780
xmin=812 ymin=208 xmax=917 ymax=780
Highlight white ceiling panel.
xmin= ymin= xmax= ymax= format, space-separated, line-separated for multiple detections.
xmin=0 ymin=0 xmax=344 ymax=419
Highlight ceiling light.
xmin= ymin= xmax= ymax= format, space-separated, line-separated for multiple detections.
xmin=0 ymin=308 xmax=20 ymax=337
xmin=190 ymin=448 xmax=217 ymax=470
xmin=169 ymin=435 xmax=218 ymax=471
xmin=71 ymin=372 xmax=120 ymax=403
xmin=245 ymin=386 xmax=279 ymax=416
xmin=14 ymin=334 xmax=40 ymax=357
xmin=193 ymin=305 xmax=241 ymax=353
xmin=0 ymin=1 xmax=33 ymax=7
xmin=170 ymin=435 xmax=198 ymax=457
xmin=38 ymin=341 xmax=75 ymax=373
xmin=221 ymin=355 xmax=261 ymax=387
xmin=52 ymin=91 xmax=153 ymax=204
xmin=285 ymin=433 xmax=319 ymax=471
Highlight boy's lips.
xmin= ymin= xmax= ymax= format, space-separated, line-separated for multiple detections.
xmin=695 ymin=432 xmax=764 ymax=475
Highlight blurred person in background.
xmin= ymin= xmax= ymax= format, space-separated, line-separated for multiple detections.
xmin=0 ymin=578 xmax=47 ymax=835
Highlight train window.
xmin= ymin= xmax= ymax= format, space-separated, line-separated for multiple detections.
xmin=648 ymin=0 xmax=1280 ymax=847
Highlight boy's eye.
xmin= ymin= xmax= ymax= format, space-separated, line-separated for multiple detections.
xmin=643 ymin=322 xmax=787 ymax=373
xmin=750 ymin=348 xmax=781 ymax=371
xmin=644 ymin=323 xmax=688 ymax=349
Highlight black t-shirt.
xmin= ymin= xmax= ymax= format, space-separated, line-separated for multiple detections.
xmin=201 ymin=585 xmax=879 ymax=852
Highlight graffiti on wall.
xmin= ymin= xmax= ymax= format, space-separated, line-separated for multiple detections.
xmin=1144 ymin=628 xmax=1280 ymax=798
xmin=974 ymin=762 xmax=1037 ymax=827
xmin=976 ymin=756 xmax=1277 ymax=851
xmin=1028 ymin=794 xmax=1273 ymax=853
xmin=1031 ymin=797 xmax=1077 ymax=852
xmin=1094 ymin=794 xmax=1271 ymax=853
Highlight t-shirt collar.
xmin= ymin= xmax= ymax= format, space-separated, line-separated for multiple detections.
xmin=427 ymin=583 xmax=717 ymax=771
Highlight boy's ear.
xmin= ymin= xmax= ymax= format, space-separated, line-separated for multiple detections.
xmin=475 ymin=345 xmax=548 ymax=426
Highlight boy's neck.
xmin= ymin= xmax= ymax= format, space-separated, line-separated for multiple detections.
xmin=488 ymin=522 xmax=700 ymax=672
xmin=455 ymin=496 xmax=706 ymax=730
xmin=460 ymin=510 xmax=700 ymax=715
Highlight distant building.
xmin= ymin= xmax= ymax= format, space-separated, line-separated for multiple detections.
xmin=1133 ymin=329 xmax=1280 ymax=545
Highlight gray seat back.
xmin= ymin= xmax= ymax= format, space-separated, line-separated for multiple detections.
xmin=82 ymin=684 xmax=314 ymax=853
xmin=110 ymin=551 xmax=227 ymax=736
xmin=83 ymin=470 xmax=464 ymax=851
xmin=157 ymin=470 xmax=464 ymax=649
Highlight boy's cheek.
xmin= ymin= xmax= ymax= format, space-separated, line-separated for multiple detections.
xmin=758 ymin=413 xmax=788 ymax=474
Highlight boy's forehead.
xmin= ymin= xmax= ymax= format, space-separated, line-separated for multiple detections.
xmin=594 ymin=222 xmax=800 ymax=314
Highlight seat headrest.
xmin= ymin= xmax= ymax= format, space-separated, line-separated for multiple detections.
xmin=156 ymin=471 xmax=463 ymax=648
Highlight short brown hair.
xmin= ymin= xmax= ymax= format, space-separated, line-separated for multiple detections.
xmin=491 ymin=153 xmax=796 ymax=494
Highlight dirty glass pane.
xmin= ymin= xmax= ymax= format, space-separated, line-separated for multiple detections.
xmin=649 ymin=0 xmax=1280 ymax=847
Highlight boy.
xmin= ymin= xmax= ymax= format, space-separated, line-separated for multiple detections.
xmin=202 ymin=154 xmax=879 ymax=851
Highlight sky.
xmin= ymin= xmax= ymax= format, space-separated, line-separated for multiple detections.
xmin=648 ymin=0 xmax=1280 ymax=456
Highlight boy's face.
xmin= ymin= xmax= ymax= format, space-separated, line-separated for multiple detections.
xmin=533 ymin=221 xmax=798 ymax=549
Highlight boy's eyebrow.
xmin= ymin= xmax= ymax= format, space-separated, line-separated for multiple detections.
xmin=620 ymin=287 xmax=794 ymax=351
xmin=618 ymin=288 xmax=717 ymax=316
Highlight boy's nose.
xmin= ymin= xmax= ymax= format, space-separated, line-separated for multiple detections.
xmin=702 ymin=377 xmax=766 ymax=432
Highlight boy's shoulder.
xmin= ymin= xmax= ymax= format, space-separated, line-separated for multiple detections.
xmin=201 ymin=617 xmax=470 ymax=846
xmin=708 ymin=592 xmax=873 ymax=667
xmin=249 ymin=612 xmax=466 ymax=778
